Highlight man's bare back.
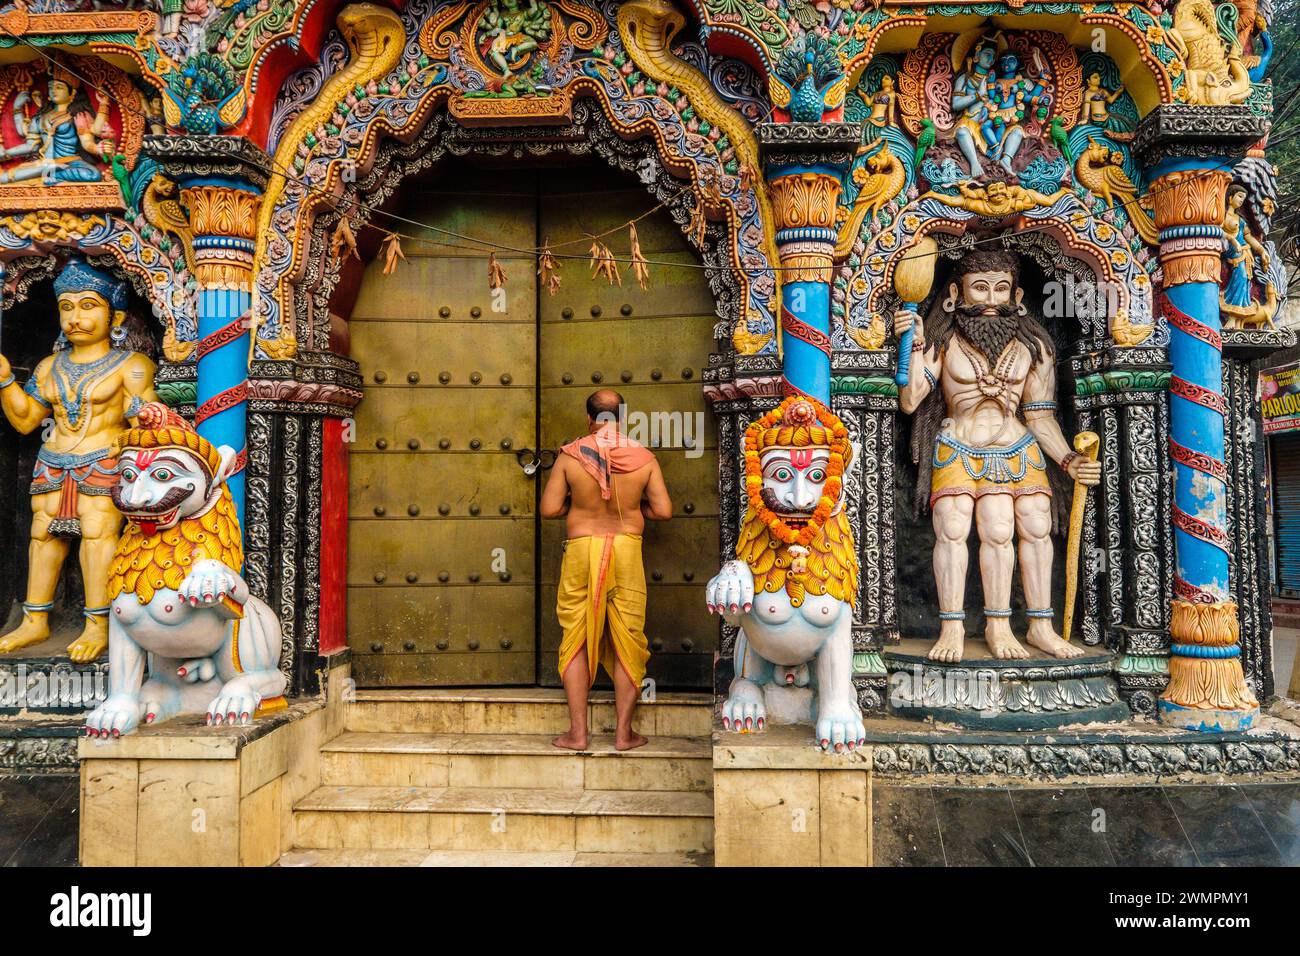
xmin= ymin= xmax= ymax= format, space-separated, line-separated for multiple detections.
xmin=541 ymin=452 xmax=673 ymax=535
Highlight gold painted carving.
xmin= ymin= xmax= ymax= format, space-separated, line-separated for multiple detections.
xmin=1163 ymin=599 xmax=1259 ymax=711
xmin=616 ymin=0 xmax=781 ymax=336
xmin=1166 ymin=0 xmax=1251 ymax=105
xmin=921 ymin=181 xmax=1068 ymax=217
xmin=781 ymin=251 xmax=833 ymax=284
xmin=255 ymin=3 xmax=407 ymax=360
xmin=448 ymin=91 xmax=574 ymax=125
xmin=1151 ymin=167 xmax=1230 ymax=285
xmin=769 ymin=172 xmax=842 ymax=231
xmin=0 ymin=210 xmax=106 ymax=242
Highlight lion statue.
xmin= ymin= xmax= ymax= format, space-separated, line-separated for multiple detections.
xmin=83 ymin=404 xmax=287 ymax=737
xmin=705 ymin=396 xmax=864 ymax=752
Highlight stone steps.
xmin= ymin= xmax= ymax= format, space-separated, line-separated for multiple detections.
xmin=278 ymin=848 xmax=712 ymax=867
xmin=283 ymin=688 xmax=716 ymax=864
xmin=293 ymin=785 xmax=714 ymax=853
xmin=320 ymin=731 xmax=712 ymax=791
xmin=344 ymin=688 xmax=712 ymax=738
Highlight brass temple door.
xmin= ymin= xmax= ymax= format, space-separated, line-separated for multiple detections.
xmin=347 ymin=162 xmax=718 ymax=688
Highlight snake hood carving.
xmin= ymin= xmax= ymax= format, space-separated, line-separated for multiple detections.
xmin=254 ymin=3 xmax=407 ymax=359
xmin=83 ymin=404 xmax=287 ymax=737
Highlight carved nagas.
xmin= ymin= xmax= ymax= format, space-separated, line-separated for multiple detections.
xmin=254 ymin=2 xmax=407 ymax=360
xmin=615 ymin=0 xmax=780 ymax=349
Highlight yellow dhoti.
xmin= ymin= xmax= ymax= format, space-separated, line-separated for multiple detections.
xmin=556 ymin=533 xmax=651 ymax=688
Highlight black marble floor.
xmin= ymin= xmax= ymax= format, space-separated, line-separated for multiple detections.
xmin=874 ymin=782 xmax=1300 ymax=866
xmin=0 ymin=774 xmax=79 ymax=867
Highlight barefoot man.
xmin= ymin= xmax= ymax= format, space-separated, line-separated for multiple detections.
xmin=541 ymin=389 xmax=672 ymax=751
xmin=895 ymin=251 xmax=1101 ymax=662
xmin=0 ymin=259 xmax=156 ymax=662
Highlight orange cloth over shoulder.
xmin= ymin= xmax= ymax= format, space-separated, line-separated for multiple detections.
xmin=559 ymin=421 xmax=654 ymax=500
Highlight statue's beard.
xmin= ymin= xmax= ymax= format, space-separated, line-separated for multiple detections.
xmin=954 ymin=303 xmax=1020 ymax=362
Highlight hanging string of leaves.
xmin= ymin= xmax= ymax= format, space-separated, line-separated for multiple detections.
xmin=330 ymin=218 xmax=360 ymax=264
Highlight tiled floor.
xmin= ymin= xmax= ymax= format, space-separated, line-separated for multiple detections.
xmin=0 ymin=774 xmax=79 ymax=867
xmin=873 ymin=782 xmax=1300 ymax=866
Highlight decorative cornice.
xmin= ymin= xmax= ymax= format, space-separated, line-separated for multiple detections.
xmin=143 ymin=135 xmax=273 ymax=191
xmin=758 ymin=122 xmax=862 ymax=168
xmin=1135 ymin=104 xmax=1271 ymax=166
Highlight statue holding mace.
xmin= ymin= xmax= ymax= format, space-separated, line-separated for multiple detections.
xmin=0 ymin=259 xmax=157 ymax=662
xmin=893 ymin=250 xmax=1101 ymax=662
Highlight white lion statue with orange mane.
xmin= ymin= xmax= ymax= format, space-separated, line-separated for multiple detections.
xmin=83 ymin=404 xmax=286 ymax=737
xmin=706 ymin=396 xmax=864 ymax=752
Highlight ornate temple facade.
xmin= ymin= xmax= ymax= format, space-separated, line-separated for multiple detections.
xmin=0 ymin=0 xmax=1297 ymax=867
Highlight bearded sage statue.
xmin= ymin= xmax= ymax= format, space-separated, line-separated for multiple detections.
xmin=894 ymin=251 xmax=1102 ymax=663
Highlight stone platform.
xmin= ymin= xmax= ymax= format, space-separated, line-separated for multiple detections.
xmin=0 ymin=632 xmax=108 ymax=716
xmin=882 ymin=636 xmax=1129 ymax=731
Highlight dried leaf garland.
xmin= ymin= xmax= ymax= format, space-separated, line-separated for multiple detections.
xmin=380 ymin=232 xmax=406 ymax=275
xmin=628 ymin=222 xmax=650 ymax=291
xmin=538 ymin=241 xmax=562 ymax=296
xmin=589 ymin=237 xmax=621 ymax=287
xmin=488 ymin=252 xmax=508 ymax=290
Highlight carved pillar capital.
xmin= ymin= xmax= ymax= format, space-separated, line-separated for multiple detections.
xmin=1148 ymin=167 xmax=1230 ymax=287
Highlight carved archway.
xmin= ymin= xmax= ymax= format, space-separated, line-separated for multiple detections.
xmin=250 ymin=0 xmax=778 ymax=360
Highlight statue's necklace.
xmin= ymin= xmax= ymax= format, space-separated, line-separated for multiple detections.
xmin=958 ymin=337 xmax=1019 ymax=399
xmin=52 ymin=350 xmax=130 ymax=431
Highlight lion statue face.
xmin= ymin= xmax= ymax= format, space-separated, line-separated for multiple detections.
xmin=759 ymin=446 xmax=832 ymax=523
xmin=112 ymin=445 xmax=226 ymax=534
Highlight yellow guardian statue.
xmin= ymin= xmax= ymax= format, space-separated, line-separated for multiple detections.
xmin=0 ymin=259 xmax=157 ymax=662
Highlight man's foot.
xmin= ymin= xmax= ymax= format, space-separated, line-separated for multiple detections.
xmin=984 ymin=621 xmax=1030 ymax=660
xmin=552 ymin=730 xmax=589 ymax=751
xmin=927 ymin=620 xmax=965 ymax=663
xmin=0 ymin=614 xmax=51 ymax=655
xmin=615 ymin=731 xmax=648 ymax=752
xmin=67 ymin=618 xmax=109 ymax=663
xmin=1025 ymin=623 xmax=1087 ymax=659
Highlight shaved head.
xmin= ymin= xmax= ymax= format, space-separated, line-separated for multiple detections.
xmin=586 ymin=389 xmax=625 ymax=423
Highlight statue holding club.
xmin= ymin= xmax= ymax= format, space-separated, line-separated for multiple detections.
xmin=893 ymin=249 xmax=1101 ymax=662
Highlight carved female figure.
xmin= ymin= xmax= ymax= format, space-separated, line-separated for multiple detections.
xmin=0 ymin=69 xmax=114 ymax=185
xmin=1220 ymin=183 xmax=1270 ymax=325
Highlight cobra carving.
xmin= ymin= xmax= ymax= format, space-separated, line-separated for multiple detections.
xmin=253 ymin=2 xmax=407 ymax=359
xmin=706 ymin=397 xmax=864 ymax=752
xmin=615 ymin=0 xmax=780 ymax=333
xmin=83 ymin=404 xmax=287 ymax=736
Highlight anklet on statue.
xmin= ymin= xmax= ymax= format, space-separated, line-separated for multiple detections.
xmin=83 ymin=606 xmax=110 ymax=618
xmin=1026 ymin=608 xmax=1054 ymax=619
xmin=22 ymin=602 xmax=53 ymax=618
xmin=938 ymin=610 xmax=965 ymax=621
xmin=984 ymin=608 xmax=1012 ymax=618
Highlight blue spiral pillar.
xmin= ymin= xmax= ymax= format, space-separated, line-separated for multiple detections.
xmin=1149 ymin=160 xmax=1259 ymax=730
xmin=179 ymin=179 xmax=262 ymax=538
xmin=758 ymin=124 xmax=860 ymax=404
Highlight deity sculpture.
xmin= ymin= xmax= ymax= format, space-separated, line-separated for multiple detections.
xmin=893 ymin=251 xmax=1102 ymax=662
xmin=706 ymin=396 xmax=864 ymax=751
xmin=83 ymin=403 xmax=287 ymax=736
xmin=0 ymin=259 xmax=157 ymax=662
xmin=0 ymin=67 xmax=114 ymax=185
xmin=866 ymin=74 xmax=899 ymax=132
xmin=1220 ymin=182 xmax=1277 ymax=328
xmin=477 ymin=0 xmax=551 ymax=89
xmin=951 ymin=35 xmax=1051 ymax=176
xmin=1077 ymin=72 xmax=1125 ymax=126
